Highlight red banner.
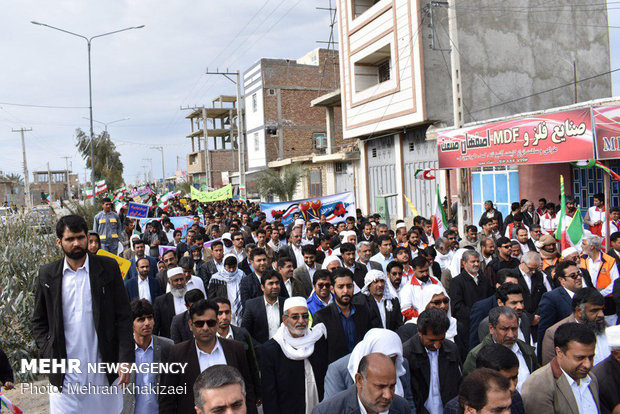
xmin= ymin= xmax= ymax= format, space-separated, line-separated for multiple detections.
xmin=593 ymin=105 xmax=620 ymax=160
xmin=437 ymin=108 xmax=595 ymax=169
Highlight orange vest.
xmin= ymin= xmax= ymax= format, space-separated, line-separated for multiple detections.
xmin=542 ymin=257 xmax=559 ymax=271
xmin=580 ymin=252 xmax=616 ymax=291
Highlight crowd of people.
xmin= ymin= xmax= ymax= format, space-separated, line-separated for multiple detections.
xmin=24 ymin=194 xmax=620 ymax=413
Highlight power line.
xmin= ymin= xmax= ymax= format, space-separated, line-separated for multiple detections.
xmin=471 ymin=67 xmax=620 ymax=114
xmin=0 ymin=101 xmax=88 ymax=109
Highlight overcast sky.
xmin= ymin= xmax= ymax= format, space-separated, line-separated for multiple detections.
xmin=0 ymin=1 xmax=618 ymax=186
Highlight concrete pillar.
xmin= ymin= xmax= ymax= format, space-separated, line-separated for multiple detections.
xmin=325 ymin=162 xmax=336 ymax=195
xmin=394 ymin=133 xmax=405 ymax=219
xmin=357 ymin=140 xmax=370 ymax=214
xmin=326 ymin=107 xmax=335 ymax=155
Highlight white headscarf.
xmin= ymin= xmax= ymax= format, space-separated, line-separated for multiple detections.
xmin=272 ymin=299 xmax=327 ymax=361
xmin=347 ymin=328 xmax=406 ymax=397
xmin=414 ymin=284 xmax=458 ymax=341
xmin=448 ymin=248 xmax=467 ymax=277
xmin=361 ymin=269 xmax=394 ymax=311
xmin=321 ymin=255 xmax=342 ymax=269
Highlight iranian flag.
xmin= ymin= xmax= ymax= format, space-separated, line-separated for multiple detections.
xmin=95 ymin=179 xmax=107 ymax=195
xmin=555 ymin=175 xmax=583 ymax=250
xmin=414 ymin=169 xmax=436 ymax=180
xmin=431 ymin=184 xmax=447 ymax=239
xmin=84 ymin=187 xmax=94 ymax=198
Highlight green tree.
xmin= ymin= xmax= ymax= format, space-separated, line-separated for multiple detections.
xmin=75 ymin=128 xmax=124 ymax=190
xmin=257 ymin=164 xmax=306 ymax=201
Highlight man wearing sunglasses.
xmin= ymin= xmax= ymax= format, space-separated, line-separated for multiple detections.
xmin=260 ymin=297 xmax=328 ymax=414
xmin=307 ymin=270 xmax=334 ymax=317
xmin=159 ymin=299 xmax=258 ymax=414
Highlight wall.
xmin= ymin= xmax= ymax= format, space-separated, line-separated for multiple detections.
xmin=244 ymin=62 xmax=267 ymax=169
xmin=422 ymin=0 xmax=612 ymax=125
xmin=518 ymin=163 xmax=573 ymax=204
xmin=209 ymin=149 xmax=238 ymax=189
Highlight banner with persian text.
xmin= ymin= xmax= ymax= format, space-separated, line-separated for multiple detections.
xmin=592 ymin=105 xmax=620 ymax=160
xmin=437 ymin=108 xmax=595 ymax=168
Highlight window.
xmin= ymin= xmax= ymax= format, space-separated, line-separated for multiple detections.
xmin=252 ymin=93 xmax=257 ymax=112
xmin=309 ymin=169 xmax=322 ymax=197
xmin=409 ymin=141 xmax=415 ymax=152
xmin=372 ymin=148 xmax=377 ymax=158
xmin=254 ymin=133 xmax=260 ymax=151
xmin=354 ymin=44 xmax=392 ymax=92
xmin=268 ymin=89 xmax=275 ymax=96
xmin=352 ymin=0 xmax=381 ymax=19
xmin=313 ymin=133 xmax=327 ymax=152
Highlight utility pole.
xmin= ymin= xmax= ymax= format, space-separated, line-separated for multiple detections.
xmin=61 ymin=156 xmax=71 ymax=199
xmin=447 ymin=0 xmax=471 ymax=230
xmin=205 ymin=69 xmax=246 ymax=200
xmin=142 ymin=158 xmax=153 ymax=183
xmin=47 ymin=162 xmax=52 ymax=202
xmin=176 ymin=155 xmax=180 ymax=172
xmin=573 ymin=61 xmax=578 ymax=104
xmin=12 ymin=128 xmax=32 ymax=209
xmin=151 ymin=146 xmax=165 ymax=190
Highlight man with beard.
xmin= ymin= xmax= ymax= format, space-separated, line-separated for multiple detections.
xmin=580 ymin=235 xmax=619 ymax=303
xmin=127 ymin=239 xmax=158 ymax=281
xmin=485 ymin=237 xmax=520 ymax=286
xmin=355 ymin=269 xmax=403 ymax=332
xmin=242 ymin=269 xmax=286 ymax=345
xmin=478 ymin=236 xmax=496 ymax=274
xmin=515 ymin=227 xmax=536 ymax=254
xmin=292 ymin=245 xmax=318 ymax=297
xmin=155 ymin=249 xmax=178 ymax=292
xmin=159 ymin=299 xmax=258 ymax=414
xmin=313 ymin=268 xmax=374 ymax=363
xmin=522 ymin=323 xmax=600 ymax=414
xmin=464 ymin=307 xmax=538 ymax=391
xmin=479 ymin=200 xmax=504 ymax=232
xmin=371 ymin=235 xmax=394 ymax=273
xmin=33 ymin=215 xmax=133 ymax=413
xmin=239 ymin=247 xmax=270 ymax=304
xmin=542 ymin=287 xmax=610 ymax=366
xmin=585 ymin=193 xmax=606 ymax=236
xmin=125 ymin=257 xmax=163 ymax=303
xmin=401 ymin=256 xmax=443 ymax=321
xmin=260 ymin=297 xmax=328 ymax=414
xmin=385 ymin=261 xmax=405 ymax=301
xmin=592 ymin=325 xmax=620 ymax=414
xmin=357 ymin=241 xmax=383 ymax=272
xmin=153 ymin=267 xmax=189 ymax=338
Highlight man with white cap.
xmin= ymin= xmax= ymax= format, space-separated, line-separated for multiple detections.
xmin=259 ymin=296 xmax=328 ymax=414
xmin=592 ymin=325 xmax=620 ymax=414
xmin=354 ymin=269 xmax=403 ymax=332
xmin=153 ymin=266 xmax=189 ymax=338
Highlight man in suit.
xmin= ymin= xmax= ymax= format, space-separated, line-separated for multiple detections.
xmin=32 ymin=215 xmax=133 ymax=413
xmin=125 ymin=257 xmax=163 ymax=303
xmin=402 ymin=308 xmax=461 ymax=414
xmin=541 ymin=287 xmax=607 ymax=366
xmin=239 ymin=247 xmax=270 ymax=305
xmin=126 ymin=238 xmax=158 ymax=281
xmin=170 ymin=289 xmax=204 ymax=344
xmin=285 ymin=226 xmax=304 ymax=269
xmin=510 ymin=252 xmax=548 ymax=327
xmin=292 ymin=244 xmax=318 ymax=297
xmin=464 ymin=307 xmax=538 ymax=391
xmin=537 ymin=260 xmax=583 ymax=360
xmin=355 ymin=269 xmax=403 ymax=332
xmin=448 ymin=368 xmax=513 ymax=414
xmin=193 ymin=365 xmax=248 ymax=414
xmin=311 ymin=353 xmax=410 ymax=414
xmin=313 ymin=268 xmax=375 ymax=363
xmin=241 ymin=269 xmax=286 ymax=345
xmin=155 ymin=249 xmax=178 ymax=293
xmin=159 ymin=299 xmax=257 ymax=414
xmin=122 ymin=299 xmax=173 ymax=414
xmin=356 ymin=241 xmax=383 ymax=272
xmin=469 ymin=270 xmax=520 ymax=349
xmin=153 ymin=267 xmax=189 ymax=338
xmin=198 ymin=239 xmax=225 ymax=287
xmin=476 ymin=283 xmax=532 ymax=347
xmin=260 ymin=297 xmax=328 ymax=414
xmin=449 ymin=250 xmax=494 ymax=358
xmin=485 ymin=237 xmax=520 ymax=285
xmin=592 ymin=325 xmax=620 ymax=414
xmin=338 ymin=242 xmax=365 ymax=289
xmin=522 ymin=323 xmax=600 ymax=413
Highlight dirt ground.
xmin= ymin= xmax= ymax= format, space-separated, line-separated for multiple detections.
xmin=3 ymin=379 xmax=49 ymax=413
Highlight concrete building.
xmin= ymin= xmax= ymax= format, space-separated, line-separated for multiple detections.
xmin=31 ymin=169 xmax=79 ymax=202
xmin=184 ymin=96 xmax=245 ymax=190
xmin=243 ymin=48 xmax=360 ymax=201
xmin=336 ymin=0 xmax=612 ymax=220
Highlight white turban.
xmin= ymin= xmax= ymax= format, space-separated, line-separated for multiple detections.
xmin=167 ymin=266 xmax=183 ymax=278
xmin=283 ymin=296 xmax=308 ymax=312
xmin=561 ymin=247 xmax=579 ymax=258
xmin=361 ymin=270 xmax=393 ymax=302
xmin=321 ymin=255 xmax=342 ymax=269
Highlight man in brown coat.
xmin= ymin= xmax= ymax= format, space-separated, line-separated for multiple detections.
xmin=522 ymin=323 xmax=601 ymax=414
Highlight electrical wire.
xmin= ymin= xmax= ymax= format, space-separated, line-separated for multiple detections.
xmin=0 ymin=101 xmax=88 ymax=109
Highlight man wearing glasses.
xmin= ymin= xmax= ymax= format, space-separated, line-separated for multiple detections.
xmin=259 ymin=297 xmax=328 ymax=414
xmin=486 ymin=236 xmax=520 ymax=286
xmin=159 ymin=299 xmax=258 ymax=414
xmin=230 ymin=231 xmax=247 ymax=264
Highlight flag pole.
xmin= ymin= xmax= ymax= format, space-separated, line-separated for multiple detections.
xmin=604 ymin=160 xmax=611 ymax=249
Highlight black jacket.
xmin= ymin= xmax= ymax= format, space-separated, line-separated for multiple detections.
xmin=170 ymin=310 xmax=192 ymax=344
xmin=403 ymin=334 xmax=462 ymax=414
xmin=32 ymin=253 xmax=134 ymax=388
xmin=536 ymin=287 xmax=573 ymax=361
xmin=485 ymin=256 xmax=520 ymax=285
xmin=592 ymin=355 xmax=620 ymax=414
xmin=449 ymin=270 xmax=494 ymax=324
xmin=240 ymin=273 xmax=263 ymax=306
xmin=241 ymin=296 xmax=286 ymax=345
xmin=259 ymin=337 xmax=328 ymax=414
xmin=508 ymin=267 xmax=547 ymax=316
xmin=153 ymin=293 xmax=178 ymax=339
xmin=312 ymin=302 xmax=376 ymax=363
xmin=159 ymin=338 xmax=257 ymax=414
xmin=198 ymin=259 xmax=220 ymax=287
xmin=124 ymin=275 xmax=163 ymax=303
xmin=0 ymin=346 xmax=13 ymax=384
xmin=353 ymin=293 xmax=403 ymax=332
xmin=352 ymin=262 xmax=369 ymax=289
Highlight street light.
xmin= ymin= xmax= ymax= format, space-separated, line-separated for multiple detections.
xmin=31 ymin=21 xmax=144 ymax=202
xmin=82 ymin=116 xmax=130 ymax=132
xmin=150 ymin=146 xmax=165 ymax=191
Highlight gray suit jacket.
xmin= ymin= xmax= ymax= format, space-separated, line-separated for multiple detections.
xmin=121 ymin=335 xmax=174 ymax=414
xmin=292 ymin=265 xmax=313 ymax=298
xmin=312 ymin=386 xmax=410 ymax=414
